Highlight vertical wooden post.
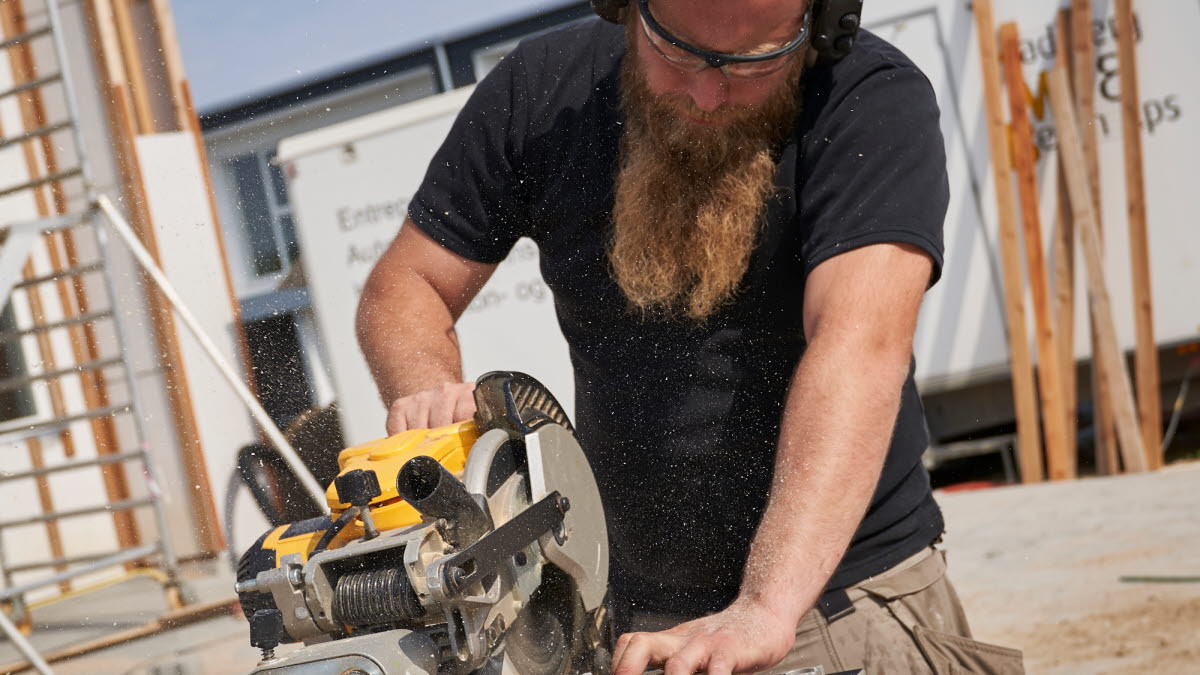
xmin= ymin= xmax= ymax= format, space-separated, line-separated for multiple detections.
xmin=1047 ymin=65 xmax=1148 ymax=473
xmin=999 ymin=23 xmax=1074 ymax=480
xmin=85 ymin=0 xmax=225 ymax=552
xmin=148 ymin=0 xmax=264 ymax=422
xmin=1051 ymin=10 xmax=1078 ymax=476
xmin=973 ymin=0 xmax=1043 ymax=482
xmin=146 ymin=0 xmax=189 ymax=130
xmin=1071 ymin=0 xmax=1119 ymax=473
xmin=109 ymin=0 xmax=156 ymax=133
xmin=1113 ymin=0 xmax=1162 ymax=468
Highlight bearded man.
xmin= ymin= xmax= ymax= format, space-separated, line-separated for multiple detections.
xmin=357 ymin=0 xmax=1023 ymax=672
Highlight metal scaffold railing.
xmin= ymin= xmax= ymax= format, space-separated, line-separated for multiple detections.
xmin=0 ymin=1 xmax=180 ymax=671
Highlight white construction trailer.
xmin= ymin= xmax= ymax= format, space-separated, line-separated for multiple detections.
xmin=278 ymin=0 xmax=1200 ymax=471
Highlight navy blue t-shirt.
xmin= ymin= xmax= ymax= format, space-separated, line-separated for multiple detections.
xmin=409 ymin=19 xmax=949 ymax=620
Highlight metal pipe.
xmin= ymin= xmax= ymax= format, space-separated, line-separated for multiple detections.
xmin=0 ymin=605 xmax=54 ymax=674
xmin=0 ymin=25 xmax=52 ymax=52
xmin=0 ymin=498 xmax=153 ymax=529
xmin=43 ymin=0 xmax=94 ymax=198
xmin=14 ymin=261 xmax=103 ymax=290
xmin=94 ymin=217 xmax=184 ymax=589
xmin=5 ymin=549 xmax=147 ymax=574
xmin=0 ymin=450 xmax=143 ymax=483
xmin=0 ymin=544 xmax=157 ymax=601
xmin=0 ymin=404 xmax=128 ymax=446
xmin=0 ymin=356 xmax=121 ymax=395
xmin=95 ymin=195 xmax=326 ymax=506
xmin=0 ymin=310 xmax=112 ymax=345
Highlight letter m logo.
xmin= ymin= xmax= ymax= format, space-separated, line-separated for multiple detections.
xmin=1025 ymin=69 xmax=1051 ymax=121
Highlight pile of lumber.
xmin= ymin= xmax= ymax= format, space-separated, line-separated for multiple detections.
xmin=972 ymin=0 xmax=1162 ymax=482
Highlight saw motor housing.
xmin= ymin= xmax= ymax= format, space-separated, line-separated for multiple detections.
xmin=235 ymin=373 xmax=610 ymax=675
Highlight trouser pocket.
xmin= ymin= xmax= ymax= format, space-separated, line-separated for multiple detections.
xmin=911 ymin=624 xmax=1025 ymax=675
xmin=856 ymin=548 xmax=1025 ymax=674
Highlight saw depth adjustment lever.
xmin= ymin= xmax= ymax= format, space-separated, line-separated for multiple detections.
xmin=335 ymin=469 xmax=382 ymax=540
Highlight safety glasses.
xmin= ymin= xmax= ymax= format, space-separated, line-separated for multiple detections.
xmin=636 ymin=0 xmax=812 ymax=79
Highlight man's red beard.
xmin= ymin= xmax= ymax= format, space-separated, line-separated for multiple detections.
xmin=609 ymin=27 xmax=804 ymax=320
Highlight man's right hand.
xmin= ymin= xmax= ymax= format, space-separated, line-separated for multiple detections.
xmin=386 ymin=382 xmax=478 ymax=436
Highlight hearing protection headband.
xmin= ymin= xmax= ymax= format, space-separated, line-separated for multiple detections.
xmin=590 ymin=0 xmax=863 ymax=65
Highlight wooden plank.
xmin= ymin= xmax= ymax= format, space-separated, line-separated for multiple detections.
xmin=1113 ymin=0 xmax=1162 ymax=468
xmin=109 ymin=0 xmax=156 ymax=133
xmin=153 ymin=0 xmax=266 ymax=441
xmin=82 ymin=0 xmax=226 ymax=552
xmin=1071 ymin=0 xmax=1118 ymax=473
xmin=0 ymin=596 xmax=238 ymax=672
xmin=973 ymin=0 xmax=1043 ymax=482
xmin=147 ymin=0 xmax=189 ymax=130
xmin=999 ymin=22 xmax=1074 ymax=480
xmin=178 ymin=80 xmax=266 ymax=441
xmin=115 ymin=83 xmax=226 ymax=551
xmin=1051 ymin=10 xmax=1078 ymax=476
xmin=1047 ymin=65 xmax=1148 ymax=473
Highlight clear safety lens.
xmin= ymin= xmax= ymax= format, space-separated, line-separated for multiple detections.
xmin=640 ymin=13 xmax=795 ymax=79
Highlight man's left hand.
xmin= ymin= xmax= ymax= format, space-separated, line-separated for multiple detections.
xmin=610 ymin=597 xmax=796 ymax=675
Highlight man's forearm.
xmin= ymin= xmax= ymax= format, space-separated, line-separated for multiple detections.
xmin=739 ymin=335 xmax=912 ymax=626
xmin=356 ymin=268 xmax=464 ymax=404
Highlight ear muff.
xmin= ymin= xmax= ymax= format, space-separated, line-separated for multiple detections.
xmin=810 ymin=0 xmax=863 ymax=65
xmin=597 ymin=0 xmax=863 ymax=65
xmin=590 ymin=0 xmax=628 ymax=24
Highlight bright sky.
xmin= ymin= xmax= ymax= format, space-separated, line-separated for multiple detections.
xmin=172 ymin=0 xmax=577 ymax=112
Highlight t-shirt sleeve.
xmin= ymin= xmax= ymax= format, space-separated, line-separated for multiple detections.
xmin=408 ymin=49 xmax=532 ymax=264
xmin=797 ymin=64 xmax=948 ymax=285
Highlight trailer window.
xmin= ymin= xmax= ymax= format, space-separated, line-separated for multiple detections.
xmin=226 ymin=152 xmax=299 ymax=277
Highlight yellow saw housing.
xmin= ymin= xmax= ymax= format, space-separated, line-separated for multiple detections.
xmin=249 ymin=420 xmax=481 ymax=566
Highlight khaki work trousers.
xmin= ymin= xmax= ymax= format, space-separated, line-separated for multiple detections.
xmin=630 ymin=547 xmax=1025 ymax=674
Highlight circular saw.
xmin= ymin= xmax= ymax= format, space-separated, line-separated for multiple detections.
xmin=234 ymin=372 xmax=611 ymax=675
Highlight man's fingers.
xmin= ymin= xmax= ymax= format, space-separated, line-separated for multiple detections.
xmin=385 ymin=382 xmax=476 ymax=436
xmin=612 ymin=632 xmax=681 ymax=675
xmin=405 ymin=401 xmax=431 ymax=432
xmin=611 ymin=632 xmax=633 ymax=672
xmin=705 ymin=650 xmax=735 ymax=675
xmin=453 ymin=390 xmax=477 ymax=423
xmin=663 ymin=637 xmax=709 ymax=675
xmin=386 ymin=416 xmax=407 ymax=436
xmin=386 ymin=400 xmax=410 ymax=436
xmin=429 ymin=393 xmax=458 ymax=428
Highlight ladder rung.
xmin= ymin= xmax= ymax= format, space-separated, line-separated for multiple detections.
xmin=0 ymin=449 xmax=144 ymax=483
xmin=0 ymin=73 xmax=61 ymax=100
xmin=0 ymin=403 xmax=129 ymax=445
xmin=0 ymin=26 xmax=52 ymax=51
xmin=0 ymin=544 xmax=160 ymax=601
xmin=0 ymin=120 xmax=72 ymax=152
xmin=5 ymin=549 xmax=152 ymax=574
xmin=0 ymin=167 xmax=82 ymax=200
xmin=6 ymin=210 xmax=92 ymax=235
xmin=12 ymin=261 xmax=103 ymax=290
xmin=0 ymin=309 xmax=111 ymax=345
xmin=0 ymin=497 xmax=153 ymax=530
xmin=0 ymin=356 xmax=123 ymax=395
